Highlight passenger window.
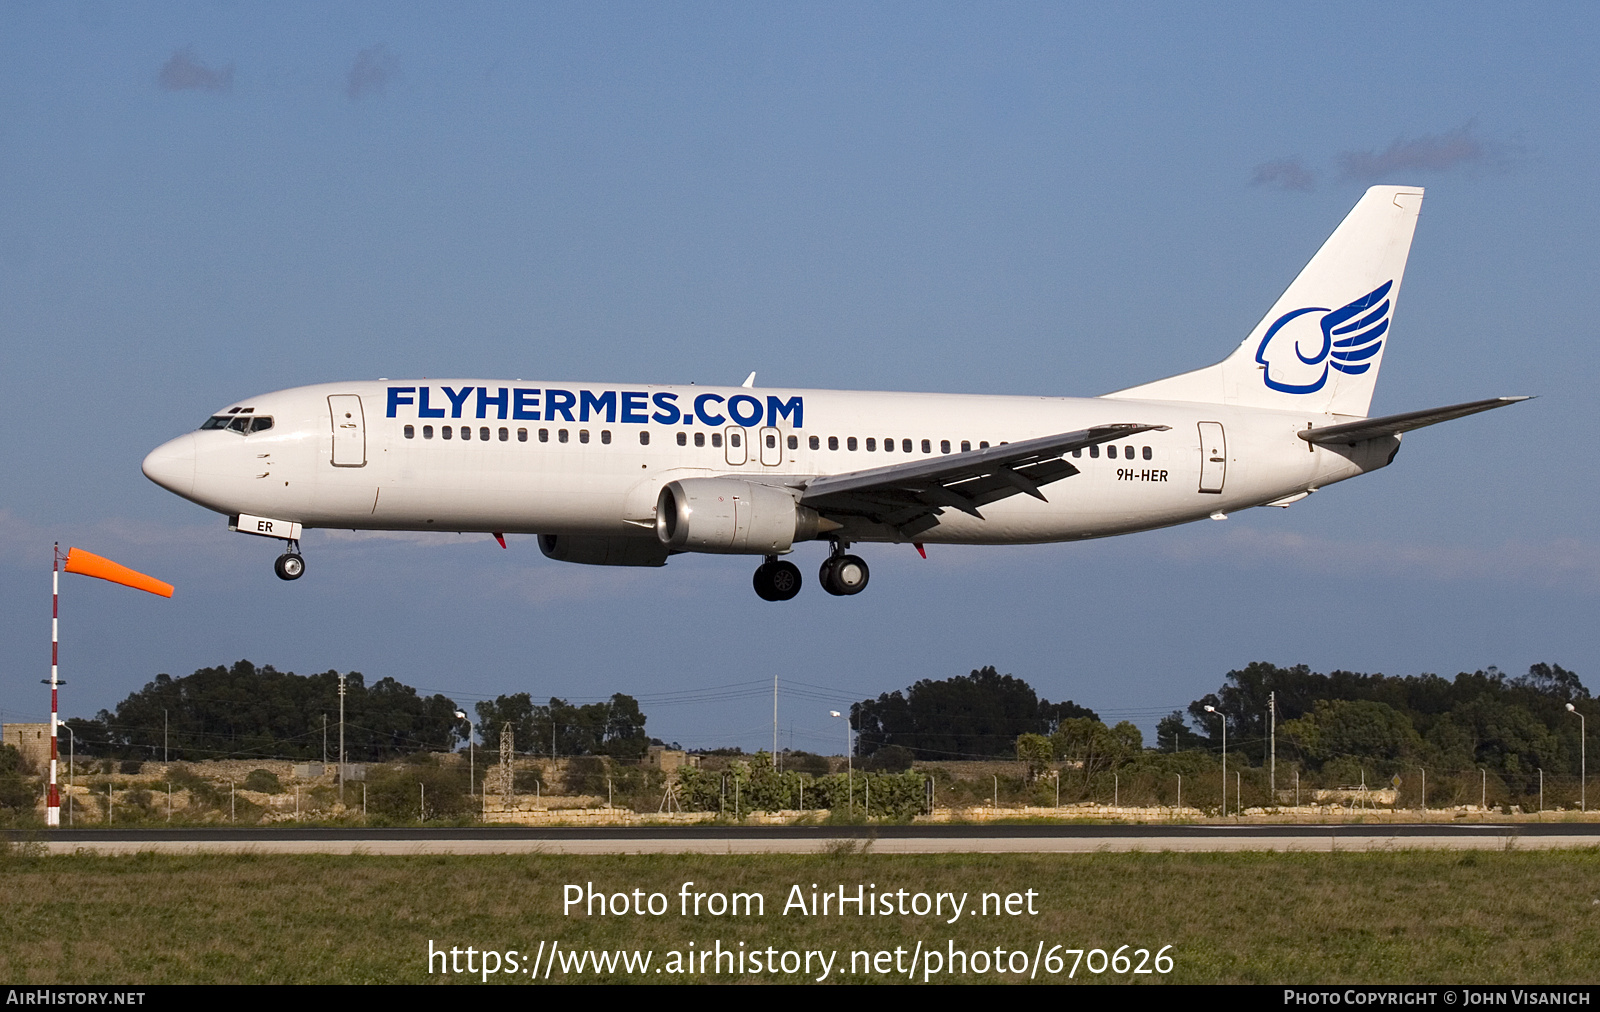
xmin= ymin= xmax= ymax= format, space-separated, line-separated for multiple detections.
xmin=847 ymin=437 xmax=858 ymax=451
xmin=676 ymin=432 xmax=687 ymax=446
xmin=1089 ymin=445 xmax=1098 ymax=458
xmin=866 ymin=438 xmax=876 ymax=451
xmin=423 ymin=425 xmax=434 ymax=439
xmin=404 ymin=425 xmax=415 ymax=439
xmin=960 ymin=440 xmax=971 ymax=452
xmin=461 ymin=426 xmax=472 ymax=440
xmin=601 ymin=430 xmax=611 ymax=444
xmin=518 ymin=428 xmax=528 ymax=442
xmin=695 ymin=432 xmax=706 ymax=447
xmin=498 ymin=427 xmax=508 ymax=441
xmin=979 ymin=441 xmax=989 ymax=449
xmin=712 ymin=433 xmax=723 ymax=448
xmin=730 ymin=432 xmax=741 ymax=447
xmin=766 ymin=433 xmax=776 ymax=449
xmin=539 ymin=428 xmax=549 ymax=442
xmin=639 ymin=430 xmax=650 ymax=445
xmin=883 ymin=438 xmax=893 ymax=452
xmin=579 ymin=430 xmax=590 ymax=444
xmin=1072 ymin=448 xmax=1081 ymax=457
xmin=479 ymin=427 xmax=490 ymax=441
xmin=443 ymin=426 xmax=453 ymax=440
xmin=1143 ymin=446 xmax=1152 ymax=460
xmin=828 ymin=436 xmax=839 ymax=451
xmin=907 ymin=439 xmax=916 ymax=453
xmin=558 ymin=429 xmax=568 ymax=443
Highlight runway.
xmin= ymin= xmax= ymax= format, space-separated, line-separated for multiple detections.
xmin=18 ymin=823 xmax=1600 ymax=855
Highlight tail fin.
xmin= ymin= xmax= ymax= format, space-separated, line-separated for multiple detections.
xmin=1106 ymin=185 xmax=1424 ymax=417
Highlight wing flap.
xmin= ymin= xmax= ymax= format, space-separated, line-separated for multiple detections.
xmin=801 ymin=423 xmax=1166 ymax=530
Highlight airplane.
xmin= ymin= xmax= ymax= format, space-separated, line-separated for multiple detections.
xmin=142 ymin=185 xmax=1526 ymax=601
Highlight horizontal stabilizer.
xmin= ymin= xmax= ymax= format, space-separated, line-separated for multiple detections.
xmin=1299 ymin=397 xmax=1530 ymax=445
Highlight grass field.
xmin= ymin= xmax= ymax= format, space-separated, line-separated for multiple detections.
xmin=2 ymin=845 xmax=1597 ymax=984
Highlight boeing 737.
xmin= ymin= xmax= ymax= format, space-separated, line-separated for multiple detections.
xmin=142 ymin=185 xmax=1525 ymax=600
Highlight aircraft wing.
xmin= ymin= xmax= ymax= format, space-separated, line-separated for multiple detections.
xmin=1298 ymin=396 xmax=1530 ymax=446
xmin=800 ymin=423 xmax=1168 ymax=536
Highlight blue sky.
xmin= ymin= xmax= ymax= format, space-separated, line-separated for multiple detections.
xmin=2 ymin=3 xmax=1596 ymax=753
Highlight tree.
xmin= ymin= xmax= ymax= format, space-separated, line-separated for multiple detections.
xmin=73 ymin=661 xmax=464 ymax=762
xmin=1016 ymin=734 xmax=1054 ymax=780
xmin=0 ymin=744 xmax=36 ymax=811
xmin=1050 ymin=718 xmax=1142 ymax=784
xmin=853 ymin=666 xmax=1098 ymax=760
xmin=1156 ymin=711 xmax=1207 ymax=752
xmin=478 ymin=693 xmax=648 ymax=759
xmin=1279 ymin=699 xmax=1427 ymax=768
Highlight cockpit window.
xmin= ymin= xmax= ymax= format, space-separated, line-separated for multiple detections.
xmin=200 ymin=415 xmax=273 ymax=434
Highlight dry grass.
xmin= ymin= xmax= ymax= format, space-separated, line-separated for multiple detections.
xmin=1 ymin=848 xmax=1598 ymax=983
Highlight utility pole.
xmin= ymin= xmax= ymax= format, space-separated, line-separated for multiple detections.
xmin=1269 ymin=691 xmax=1276 ymax=798
xmin=501 ymin=722 xmax=515 ymax=809
xmin=773 ymin=675 xmax=778 ymax=766
xmin=338 ymin=673 xmax=347 ymax=805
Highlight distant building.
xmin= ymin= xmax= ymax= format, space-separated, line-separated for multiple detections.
xmin=2 ymin=723 xmax=51 ymax=772
xmin=644 ymin=746 xmax=696 ymax=773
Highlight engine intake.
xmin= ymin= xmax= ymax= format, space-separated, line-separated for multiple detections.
xmin=656 ymin=478 xmax=827 ymax=554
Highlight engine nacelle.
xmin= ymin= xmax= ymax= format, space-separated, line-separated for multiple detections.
xmin=656 ymin=478 xmax=826 ymax=554
xmin=537 ymin=534 xmax=670 ymax=567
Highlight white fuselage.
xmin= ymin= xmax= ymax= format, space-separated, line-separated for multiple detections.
xmin=142 ymin=379 xmax=1396 ymax=548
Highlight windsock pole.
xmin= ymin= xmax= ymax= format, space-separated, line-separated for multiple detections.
xmin=48 ymin=543 xmax=61 ymax=827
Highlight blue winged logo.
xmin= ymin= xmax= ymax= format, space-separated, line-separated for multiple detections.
xmin=1255 ymin=280 xmax=1393 ymax=394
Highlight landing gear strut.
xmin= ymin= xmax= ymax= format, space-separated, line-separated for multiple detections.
xmin=274 ymin=540 xmax=305 ymax=581
xmin=818 ymin=543 xmax=869 ymax=596
xmin=752 ymin=556 xmax=802 ymax=601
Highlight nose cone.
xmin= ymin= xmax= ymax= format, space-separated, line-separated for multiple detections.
xmin=142 ymin=433 xmax=197 ymax=498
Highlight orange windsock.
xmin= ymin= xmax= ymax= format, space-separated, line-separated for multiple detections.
xmin=63 ymin=548 xmax=174 ymax=598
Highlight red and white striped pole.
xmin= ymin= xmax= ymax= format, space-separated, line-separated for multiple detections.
xmin=48 ymin=542 xmax=61 ymax=827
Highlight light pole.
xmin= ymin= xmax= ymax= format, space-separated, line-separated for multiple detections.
xmin=1480 ymin=768 xmax=1487 ymax=812
xmin=455 ymin=710 xmax=474 ymax=808
xmin=1567 ymin=703 xmax=1586 ymax=812
xmin=1205 ymin=704 xmax=1226 ymax=817
xmin=831 ymin=710 xmax=852 ymax=816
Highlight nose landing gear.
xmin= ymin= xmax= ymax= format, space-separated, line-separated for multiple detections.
xmin=273 ymin=541 xmax=305 ymax=581
xmin=752 ymin=557 xmax=802 ymax=601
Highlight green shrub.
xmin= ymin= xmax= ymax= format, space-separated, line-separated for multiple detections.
xmin=243 ymin=769 xmax=283 ymax=794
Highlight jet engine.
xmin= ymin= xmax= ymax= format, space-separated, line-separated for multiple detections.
xmin=655 ymin=478 xmax=829 ymax=554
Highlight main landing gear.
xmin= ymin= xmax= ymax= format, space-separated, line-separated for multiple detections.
xmin=818 ymin=547 xmax=869 ymax=597
xmin=273 ymin=540 xmax=305 ymax=581
xmin=753 ymin=556 xmax=802 ymax=601
xmin=749 ymin=543 xmax=869 ymax=601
